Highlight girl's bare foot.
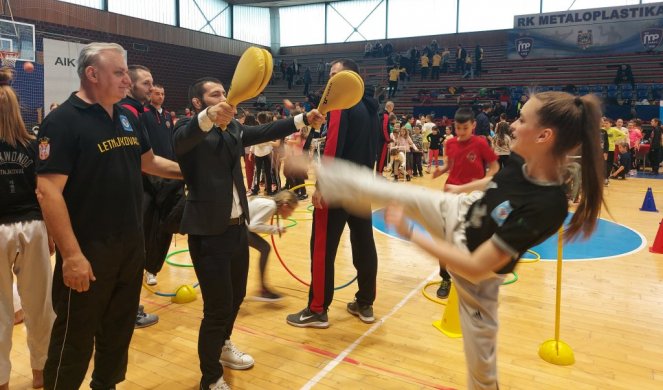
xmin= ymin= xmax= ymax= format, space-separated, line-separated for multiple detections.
xmin=14 ymin=309 xmax=24 ymax=325
xmin=32 ymin=369 xmax=44 ymax=389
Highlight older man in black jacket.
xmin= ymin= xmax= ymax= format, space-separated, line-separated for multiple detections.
xmin=173 ymin=77 xmax=323 ymax=390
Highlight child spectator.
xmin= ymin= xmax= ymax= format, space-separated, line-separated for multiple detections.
xmin=422 ymin=115 xmax=435 ymax=164
xmin=284 ymin=125 xmax=309 ymax=200
xmin=432 ymin=107 xmax=499 ymax=299
xmin=601 ymin=124 xmax=609 ymax=186
xmin=611 ymin=142 xmax=632 ymax=179
xmin=392 ymin=124 xmax=418 ymax=181
xmin=411 ymin=125 xmax=425 ymax=177
xmin=426 ymin=126 xmax=443 ymax=173
xmin=441 ymin=126 xmax=455 ymax=155
xmin=247 ymin=191 xmax=299 ymax=301
xmin=493 ymin=121 xmax=512 ymax=168
xmin=627 ymin=120 xmax=643 ymax=170
xmin=603 ymin=117 xmax=627 ymax=183
xmin=250 ymin=112 xmax=277 ymax=195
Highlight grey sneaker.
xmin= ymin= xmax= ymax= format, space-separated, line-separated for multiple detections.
xmin=135 ymin=306 xmax=159 ymax=328
xmin=286 ymin=308 xmax=329 ymax=328
xmin=346 ymin=300 xmax=375 ymax=323
xmin=253 ymin=289 xmax=283 ymax=302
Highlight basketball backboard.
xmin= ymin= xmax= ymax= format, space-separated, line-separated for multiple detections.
xmin=0 ymin=18 xmax=35 ymax=62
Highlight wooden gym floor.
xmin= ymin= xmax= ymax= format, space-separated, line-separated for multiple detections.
xmin=8 ymin=170 xmax=663 ymax=389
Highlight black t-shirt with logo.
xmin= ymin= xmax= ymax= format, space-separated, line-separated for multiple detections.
xmin=143 ymin=105 xmax=175 ymax=160
xmin=0 ymin=139 xmax=42 ymax=224
xmin=464 ymin=153 xmax=568 ymax=274
xmin=36 ymin=93 xmax=151 ymax=240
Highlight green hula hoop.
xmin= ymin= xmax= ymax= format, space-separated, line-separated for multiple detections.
xmin=502 ymin=271 xmax=518 ymax=285
xmin=165 ymin=249 xmax=194 ymax=268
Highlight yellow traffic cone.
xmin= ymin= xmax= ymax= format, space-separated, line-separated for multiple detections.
xmin=433 ymin=284 xmax=462 ymax=338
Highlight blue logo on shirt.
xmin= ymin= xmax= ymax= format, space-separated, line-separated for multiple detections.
xmin=119 ymin=115 xmax=133 ymax=132
xmin=490 ymin=200 xmax=513 ymax=227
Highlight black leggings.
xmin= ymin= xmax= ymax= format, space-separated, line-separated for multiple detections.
xmin=247 ymin=231 xmax=271 ymax=287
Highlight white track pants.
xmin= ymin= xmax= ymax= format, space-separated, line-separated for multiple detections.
xmin=0 ymin=220 xmax=55 ymax=384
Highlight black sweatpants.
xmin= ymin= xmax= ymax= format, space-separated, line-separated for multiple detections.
xmin=431 ymin=66 xmax=440 ymax=80
xmin=252 ymin=155 xmax=273 ymax=194
xmin=308 ymin=207 xmax=378 ymax=313
xmin=606 ymin=150 xmax=615 ymax=178
xmin=188 ymin=225 xmax=249 ymax=388
xmin=388 ymin=80 xmax=398 ymax=97
xmin=649 ymin=147 xmax=661 ymax=174
xmin=412 ymin=151 xmax=423 ymax=176
xmin=44 ymin=233 xmax=144 ymax=390
xmin=143 ymin=176 xmax=184 ymax=274
xmin=420 ymin=67 xmax=429 ymax=80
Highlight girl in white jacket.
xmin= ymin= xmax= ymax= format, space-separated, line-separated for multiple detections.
xmin=247 ymin=191 xmax=299 ymax=301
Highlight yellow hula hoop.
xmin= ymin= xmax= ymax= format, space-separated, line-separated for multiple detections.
xmin=422 ymin=281 xmax=448 ymax=306
xmin=287 ymin=182 xmax=317 ymax=221
xmin=421 ymin=249 xmax=540 ymax=305
xmin=520 ymin=249 xmax=541 ymax=263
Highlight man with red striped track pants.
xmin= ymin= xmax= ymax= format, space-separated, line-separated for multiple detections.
xmin=286 ymin=59 xmax=380 ymax=329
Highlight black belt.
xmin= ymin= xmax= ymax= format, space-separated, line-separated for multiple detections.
xmin=229 ymin=215 xmax=245 ymax=225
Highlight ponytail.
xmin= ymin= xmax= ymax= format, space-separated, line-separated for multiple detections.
xmin=568 ymin=95 xmax=604 ymax=239
xmin=534 ymin=92 xmax=604 ymax=240
xmin=0 ymin=67 xmax=32 ymax=147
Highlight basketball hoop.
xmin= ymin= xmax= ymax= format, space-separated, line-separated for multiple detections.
xmin=0 ymin=51 xmax=19 ymax=68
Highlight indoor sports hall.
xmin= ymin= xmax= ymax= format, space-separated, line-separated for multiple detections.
xmin=3 ymin=0 xmax=663 ymax=389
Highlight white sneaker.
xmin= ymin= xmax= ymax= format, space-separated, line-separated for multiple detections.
xmin=220 ymin=340 xmax=254 ymax=370
xmin=145 ymin=272 xmax=157 ymax=286
xmin=209 ymin=376 xmax=231 ymax=390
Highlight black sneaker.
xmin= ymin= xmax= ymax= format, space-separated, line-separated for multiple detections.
xmin=286 ymin=308 xmax=329 ymax=328
xmin=254 ymin=289 xmax=283 ymax=302
xmin=436 ymin=279 xmax=451 ymax=299
xmin=346 ymin=300 xmax=375 ymax=324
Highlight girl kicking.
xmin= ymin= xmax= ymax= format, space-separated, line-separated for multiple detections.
xmin=312 ymin=91 xmax=604 ymax=390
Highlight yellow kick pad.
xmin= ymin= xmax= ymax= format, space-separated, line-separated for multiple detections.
xmin=317 ymin=70 xmax=364 ymax=115
xmin=226 ymin=46 xmax=267 ymax=106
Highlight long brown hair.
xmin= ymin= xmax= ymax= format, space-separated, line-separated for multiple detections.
xmin=533 ymin=91 xmax=604 ymax=240
xmin=0 ymin=67 xmax=32 ymax=147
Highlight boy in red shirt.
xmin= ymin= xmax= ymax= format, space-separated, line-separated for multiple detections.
xmin=432 ymin=107 xmax=499 ymax=298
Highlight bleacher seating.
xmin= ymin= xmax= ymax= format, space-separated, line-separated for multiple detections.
xmin=246 ymin=42 xmax=662 ymax=117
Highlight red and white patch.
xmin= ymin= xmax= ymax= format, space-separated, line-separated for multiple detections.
xmin=466 ymin=151 xmax=477 ymax=162
xmin=38 ymin=138 xmax=50 ymax=160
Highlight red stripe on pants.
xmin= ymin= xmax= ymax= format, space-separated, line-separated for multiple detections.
xmin=310 ymin=207 xmax=328 ymax=313
xmin=377 ymin=143 xmax=388 ymax=172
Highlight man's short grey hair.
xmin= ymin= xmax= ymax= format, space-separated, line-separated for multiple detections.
xmin=77 ymin=42 xmax=125 ymax=79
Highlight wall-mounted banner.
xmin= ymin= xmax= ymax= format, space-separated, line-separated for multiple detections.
xmin=508 ymin=2 xmax=663 ymax=59
xmin=43 ymin=39 xmax=127 ymax=115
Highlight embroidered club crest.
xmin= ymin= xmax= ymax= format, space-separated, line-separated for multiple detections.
xmin=515 ymin=38 xmax=533 ymax=58
xmin=38 ymin=137 xmax=50 ymax=160
xmin=490 ymin=200 xmax=513 ymax=227
xmin=466 ymin=151 xmax=477 ymax=163
xmin=119 ymin=115 xmax=133 ymax=132
xmin=166 ymin=120 xmax=171 ymax=128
